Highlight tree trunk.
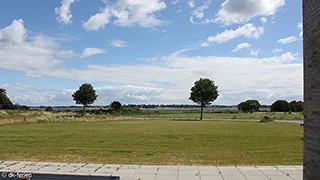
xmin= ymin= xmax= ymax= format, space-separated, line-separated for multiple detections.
xmin=200 ymin=106 xmax=203 ymax=120
xmin=303 ymin=0 xmax=320 ymax=179
xmin=83 ymin=104 xmax=86 ymax=111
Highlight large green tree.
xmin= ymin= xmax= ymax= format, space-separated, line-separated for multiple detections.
xmin=189 ymin=78 xmax=219 ymax=120
xmin=237 ymin=100 xmax=261 ymax=113
xmin=0 ymin=88 xmax=15 ymax=109
xmin=72 ymin=83 xmax=98 ymax=111
xmin=271 ymin=100 xmax=291 ymax=112
xmin=110 ymin=101 xmax=122 ymax=112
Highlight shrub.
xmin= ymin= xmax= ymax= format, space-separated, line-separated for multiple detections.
xmin=45 ymin=106 xmax=53 ymax=112
xmin=260 ymin=115 xmax=274 ymax=122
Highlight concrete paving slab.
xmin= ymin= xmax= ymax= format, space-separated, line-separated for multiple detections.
xmin=256 ymin=166 xmax=278 ymax=170
xmin=154 ymin=175 xmax=178 ymax=180
xmin=291 ymin=174 xmax=303 ymax=180
xmin=222 ymin=175 xmax=247 ymax=180
xmin=177 ymin=175 xmax=201 ymax=180
xmin=201 ymin=175 xmax=224 ymax=180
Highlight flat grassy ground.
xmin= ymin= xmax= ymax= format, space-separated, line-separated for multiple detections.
xmin=132 ymin=111 xmax=303 ymax=120
xmin=0 ymin=120 xmax=303 ymax=165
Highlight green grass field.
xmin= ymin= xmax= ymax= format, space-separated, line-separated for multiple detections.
xmin=0 ymin=120 xmax=303 ymax=165
xmin=131 ymin=111 xmax=303 ymax=120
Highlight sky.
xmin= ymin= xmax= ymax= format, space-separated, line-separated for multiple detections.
xmin=0 ymin=0 xmax=303 ymax=106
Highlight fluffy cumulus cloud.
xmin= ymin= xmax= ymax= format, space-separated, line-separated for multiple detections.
xmin=55 ymin=0 xmax=75 ymax=25
xmin=231 ymin=42 xmax=251 ymax=52
xmin=207 ymin=23 xmax=264 ymax=44
xmin=215 ymin=0 xmax=285 ymax=25
xmin=81 ymin=48 xmax=105 ymax=58
xmin=0 ymin=19 xmax=64 ymax=77
xmin=277 ymin=36 xmax=298 ymax=44
xmin=110 ymin=40 xmax=127 ymax=47
xmin=82 ymin=0 xmax=166 ymax=30
xmin=0 ymin=19 xmax=303 ymax=105
xmin=82 ymin=8 xmax=111 ymax=31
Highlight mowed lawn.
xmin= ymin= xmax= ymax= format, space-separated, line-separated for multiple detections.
xmin=0 ymin=120 xmax=303 ymax=165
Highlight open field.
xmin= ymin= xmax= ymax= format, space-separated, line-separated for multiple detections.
xmin=0 ymin=120 xmax=303 ymax=165
xmin=0 ymin=110 xmax=303 ymax=125
xmin=131 ymin=110 xmax=303 ymax=120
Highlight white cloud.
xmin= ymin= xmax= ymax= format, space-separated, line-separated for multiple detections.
xmin=3 ymin=83 xmax=166 ymax=105
xmin=112 ymin=0 xmax=167 ymax=28
xmin=277 ymin=36 xmax=298 ymax=44
xmin=82 ymin=8 xmax=111 ymax=31
xmin=260 ymin=17 xmax=267 ymax=24
xmin=0 ymin=19 xmax=26 ymax=45
xmin=231 ymin=42 xmax=251 ymax=52
xmin=249 ymin=48 xmax=260 ymax=57
xmin=83 ymin=0 xmax=167 ymax=30
xmin=110 ymin=40 xmax=127 ymax=47
xmin=188 ymin=0 xmax=195 ymax=8
xmin=55 ymin=0 xmax=75 ymax=25
xmin=272 ymin=48 xmax=282 ymax=54
xmin=3 ymin=51 xmax=302 ymax=105
xmin=200 ymin=42 xmax=210 ymax=47
xmin=0 ymin=19 xmax=63 ymax=77
xmin=192 ymin=11 xmax=204 ymax=19
xmin=215 ymin=0 xmax=285 ymax=25
xmin=190 ymin=2 xmax=210 ymax=21
xmin=55 ymin=50 xmax=78 ymax=59
xmin=207 ymin=23 xmax=264 ymax=43
xmin=298 ymin=22 xmax=303 ymax=37
xmin=81 ymin=48 xmax=105 ymax=58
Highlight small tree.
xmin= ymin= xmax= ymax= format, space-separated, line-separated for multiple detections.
xmin=72 ymin=83 xmax=97 ymax=111
xmin=0 ymin=88 xmax=15 ymax=109
xmin=110 ymin=101 xmax=122 ymax=112
xmin=237 ymin=100 xmax=261 ymax=113
xmin=189 ymin=78 xmax=219 ymax=120
xmin=45 ymin=106 xmax=53 ymax=112
xmin=271 ymin=100 xmax=291 ymax=112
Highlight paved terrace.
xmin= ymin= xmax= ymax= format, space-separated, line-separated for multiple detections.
xmin=0 ymin=161 xmax=302 ymax=180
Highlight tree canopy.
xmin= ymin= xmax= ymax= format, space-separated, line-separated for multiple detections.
xmin=189 ymin=78 xmax=219 ymax=120
xmin=110 ymin=101 xmax=122 ymax=112
xmin=0 ymin=88 xmax=15 ymax=109
xmin=72 ymin=83 xmax=98 ymax=110
xmin=271 ymin=100 xmax=291 ymax=112
xmin=237 ymin=100 xmax=261 ymax=113
xmin=290 ymin=100 xmax=304 ymax=112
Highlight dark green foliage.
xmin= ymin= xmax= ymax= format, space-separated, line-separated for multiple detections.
xmin=237 ymin=100 xmax=261 ymax=113
xmin=110 ymin=101 xmax=122 ymax=112
xmin=0 ymin=88 xmax=15 ymax=109
xmin=296 ymin=101 xmax=304 ymax=112
xmin=271 ymin=100 xmax=291 ymax=112
xmin=189 ymin=78 xmax=219 ymax=120
xmin=72 ymin=83 xmax=98 ymax=111
xmin=45 ymin=106 xmax=53 ymax=112
xmin=14 ymin=104 xmax=29 ymax=110
xmin=120 ymin=108 xmax=142 ymax=114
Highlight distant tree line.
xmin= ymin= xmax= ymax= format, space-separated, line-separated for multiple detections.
xmin=237 ymin=99 xmax=303 ymax=113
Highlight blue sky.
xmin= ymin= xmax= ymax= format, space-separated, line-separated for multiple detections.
xmin=0 ymin=0 xmax=303 ymax=106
